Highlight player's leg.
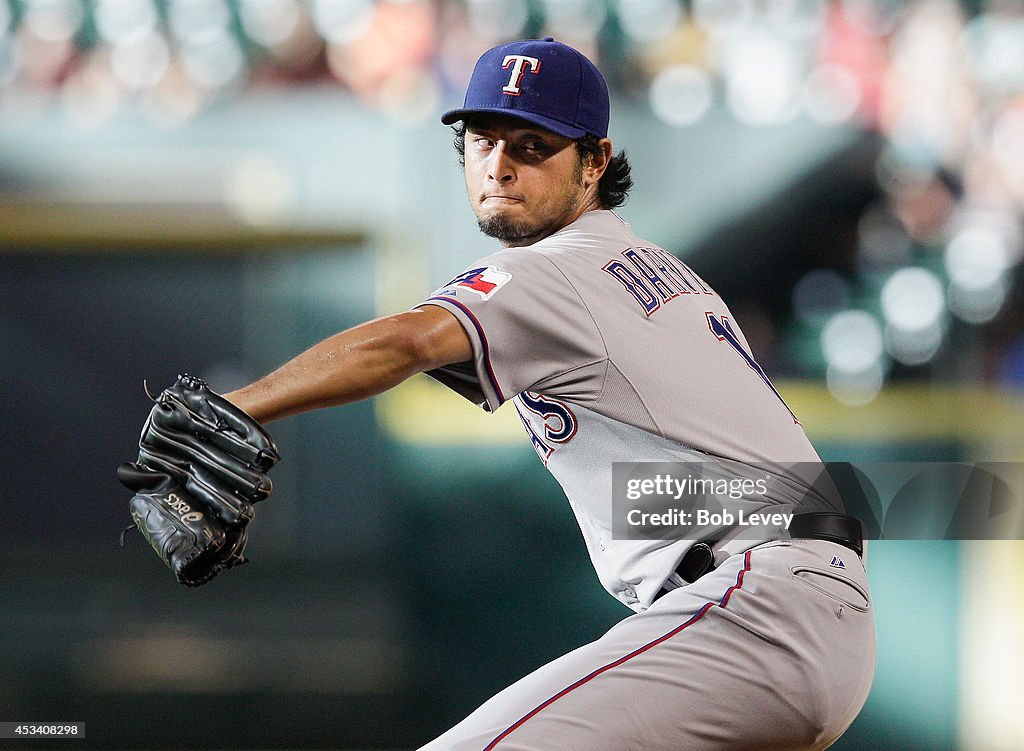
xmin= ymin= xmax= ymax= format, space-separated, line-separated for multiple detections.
xmin=417 ymin=539 xmax=874 ymax=751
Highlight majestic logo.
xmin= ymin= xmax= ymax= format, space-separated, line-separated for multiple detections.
xmin=502 ymin=55 xmax=541 ymax=95
xmin=829 ymin=555 xmax=846 ymax=569
xmin=441 ymin=266 xmax=512 ymax=300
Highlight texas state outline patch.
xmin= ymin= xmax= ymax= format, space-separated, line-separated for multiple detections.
xmin=436 ymin=266 xmax=512 ymax=300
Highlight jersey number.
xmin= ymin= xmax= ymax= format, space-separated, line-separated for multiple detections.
xmin=516 ymin=391 xmax=577 ymax=464
xmin=706 ymin=312 xmax=799 ymax=424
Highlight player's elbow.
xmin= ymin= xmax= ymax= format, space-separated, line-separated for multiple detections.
xmin=389 ymin=321 xmax=439 ymax=373
xmin=384 ymin=308 xmax=473 ymax=375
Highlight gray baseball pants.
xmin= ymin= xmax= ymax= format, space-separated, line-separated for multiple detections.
xmin=418 ymin=538 xmax=876 ymax=751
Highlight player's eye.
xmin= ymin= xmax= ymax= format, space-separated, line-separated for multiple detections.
xmin=519 ymin=139 xmax=553 ymax=159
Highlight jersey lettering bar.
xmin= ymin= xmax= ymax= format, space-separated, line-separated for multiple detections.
xmin=603 ymin=246 xmax=713 ymax=316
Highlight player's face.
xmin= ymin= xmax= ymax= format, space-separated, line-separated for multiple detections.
xmin=463 ymin=115 xmax=602 ymax=247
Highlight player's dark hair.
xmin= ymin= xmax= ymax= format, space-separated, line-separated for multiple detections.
xmin=451 ymin=124 xmax=633 ymax=209
xmin=575 ymin=134 xmax=632 ymax=209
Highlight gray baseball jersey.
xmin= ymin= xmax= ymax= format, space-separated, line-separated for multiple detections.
xmin=418 ymin=209 xmax=825 ymax=611
xmin=415 ymin=209 xmax=874 ymax=750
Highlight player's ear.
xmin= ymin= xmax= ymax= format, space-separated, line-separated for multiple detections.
xmin=583 ymin=139 xmax=613 ymax=186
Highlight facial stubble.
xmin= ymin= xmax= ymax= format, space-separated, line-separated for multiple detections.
xmin=475 ymin=157 xmax=586 ymax=245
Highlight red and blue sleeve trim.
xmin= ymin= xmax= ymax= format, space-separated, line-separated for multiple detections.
xmin=426 ymin=295 xmax=506 ymax=407
xmin=482 ymin=549 xmax=755 ymax=750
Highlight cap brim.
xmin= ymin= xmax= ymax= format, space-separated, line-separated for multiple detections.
xmin=440 ymin=107 xmax=588 ymax=139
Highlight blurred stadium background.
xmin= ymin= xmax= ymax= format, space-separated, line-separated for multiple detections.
xmin=1 ymin=0 xmax=1023 ymax=748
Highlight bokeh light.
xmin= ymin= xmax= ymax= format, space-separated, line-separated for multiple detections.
xmin=180 ymin=32 xmax=247 ymax=92
xmin=692 ymin=0 xmax=756 ymax=38
xmin=616 ymin=0 xmax=683 ymax=44
xmin=765 ymin=0 xmax=826 ymax=40
xmin=723 ymin=29 xmax=802 ymax=125
xmin=822 ymin=309 xmax=885 ymax=372
xmin=312 ymin=0 xmax=374 ymax=45
xmin=238 ymin=0 xmax=302 ymax=48
xmin=841 ymin=0 xmax=903 ymax=37
xmin=821 ymin=309 xmax=886 ymax=406
xmin=945 ymin=224 xmax=1014 ymax=325
xmin=110 ymin=30 xmax=171 ymax=90
xmin=22 ymin=0 xmax=84 ymax=43
xmin=540 ymin=0 xmax=607 ymax=41
xmin=880 ymin=267 xmax=947 ymax=365
xmin=648 ymin=64 xmax=713 ymax=127
xmin=961 ymin=9 xmax=1024 ymax=98
xmin=95 ymin=0 xmax=159 ymax=46
xmin=881 ymin=267 xmax=945 ymax=333
xmin=827 ymin=359 xmax=885 ymax=407
xmin=802 ymin=63 xmax=861 ymax=125
xmin=168 ymin=0 xmax=232 ymax=45
xmin=466 ymin=0 xmax=529 ymax=41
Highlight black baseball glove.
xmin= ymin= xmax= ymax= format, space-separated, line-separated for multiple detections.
xmin=118 ymin=374 xmax=279 ymax=586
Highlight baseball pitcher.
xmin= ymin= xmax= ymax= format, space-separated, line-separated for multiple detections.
xmin=120 ymin=38 xmax=875 ymax=750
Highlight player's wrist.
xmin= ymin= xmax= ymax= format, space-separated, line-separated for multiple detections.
xmin=222 ymin=388 xmax=250 ymax=414
xmin=223 ymin=386 xmax=272 ymax=425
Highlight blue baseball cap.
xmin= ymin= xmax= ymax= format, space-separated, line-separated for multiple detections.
xmin=441 ymin=38 xmax=609 ymax=139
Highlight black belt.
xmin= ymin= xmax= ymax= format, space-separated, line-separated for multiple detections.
xmin=656 ymin=512 xmax=865 ymax=599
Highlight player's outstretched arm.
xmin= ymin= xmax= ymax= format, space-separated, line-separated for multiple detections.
xmin=224 ymin=305 xmax=471 ymax=424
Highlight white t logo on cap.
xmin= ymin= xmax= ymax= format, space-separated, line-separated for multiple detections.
xmin=501 ymin=55 xmax=541 ymax=96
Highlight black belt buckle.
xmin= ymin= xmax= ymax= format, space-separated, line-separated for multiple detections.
xmin=677 ymin=541 xmax=716 ymax=583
